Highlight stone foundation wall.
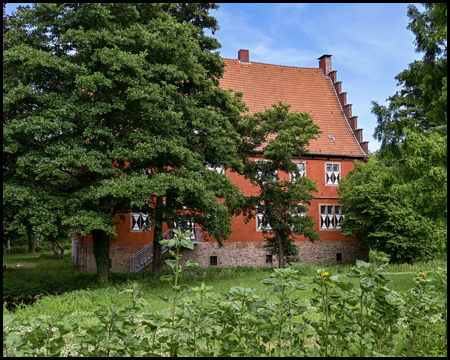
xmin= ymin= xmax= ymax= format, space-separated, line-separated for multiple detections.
xmin=175 ymin=240 xmax=368 ymax=269
xmin=76 ymin=240 xmax=369 ymax=272
xmin=298 ymin=240 xmax=369 ymax=265
xmin=76 ymin=243 xmax=148 ymax=272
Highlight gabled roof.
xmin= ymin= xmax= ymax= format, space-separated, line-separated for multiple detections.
xmin=219 ymin=57 xmax=367 ymax=157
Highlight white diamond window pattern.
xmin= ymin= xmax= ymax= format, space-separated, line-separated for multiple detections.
xmin=289 ymin=204 xmax=305 ymax=218
xmin=320 ymin=205 xmax=343 ymax=230
xmin=206 ymin=163 xmax=224 ymax=175
xmin=256 ymin=205 xmax=272 ymax=231
xmin=131 ymin=213 xmax=149 ymax=232
xmin=174 ymin=219 xmax=195 ymax=240
xmin=289 ymin=204 xmax=305 ymax=230
xmin=290 ymin=162 xmax=306 ymax=182
xmin=256 ymin=160 xmax=278 ymax=184
xmin=326 ymin=163 xmax=340 ymax=185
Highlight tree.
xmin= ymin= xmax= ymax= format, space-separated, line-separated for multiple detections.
xmin=339 ymin=3 xmax=447 ymax=263
xmin=338 ymin=138 xmax=446 ymax=263
xmin=3 ymin=3 xmax=246 ymax=283
xmin=233 ymin=102 xmax=321 ymax=268
xmin=372 ymin=3 xmax=447 ymax=152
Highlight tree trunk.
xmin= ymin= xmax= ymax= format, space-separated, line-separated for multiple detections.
xmin=50 ymin=235 xmax=64 ymax=259
xmin=92 ymin=229 xmax=110 ymax=285
xmin=276 ymin=230 xmax=284 ymax=268
xmin=152 ymin=195 xmax=164 ymax=277
xmin=27 ymin=223 xmax=35 ymax=253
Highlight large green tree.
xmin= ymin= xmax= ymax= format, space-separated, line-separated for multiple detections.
xmin=3 ymin=3 xmax=246 ymax=283
xmin=233 ymin=102 xmax=321 ymax=268
xmin=372 ymin=3 xmax=447 ymax=151
xmin=338 ymin=134 xmax=446 ymax=263
xmin=338 ymin=3 xmax=447 ymax=263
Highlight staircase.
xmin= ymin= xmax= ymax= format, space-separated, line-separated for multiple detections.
xmin=129 ymin=227 xmax=202 ymax=272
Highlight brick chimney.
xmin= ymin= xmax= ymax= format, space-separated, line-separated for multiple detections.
xmin=238 ymin=49 xmax=250 ymax=63
xmin=318 ymin=54 xmax=332 ymax=75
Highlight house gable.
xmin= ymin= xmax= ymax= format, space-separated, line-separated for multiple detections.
xmin=220 ymin=51 xmax=368 ymax=157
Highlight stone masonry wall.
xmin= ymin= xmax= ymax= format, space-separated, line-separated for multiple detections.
xmin=76 ymin=240 xmax=369 ymax=272
xmin=175 ymin=240 xmax=368 ymax=269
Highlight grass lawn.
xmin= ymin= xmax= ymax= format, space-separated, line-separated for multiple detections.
xmin=3 ymin=251 xmax=447 ymax=357
xmin=3 ymin=251 xmax=446 ymax=319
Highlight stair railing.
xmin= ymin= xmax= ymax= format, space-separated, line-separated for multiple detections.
xmin=129 ymin=227 xmax=202 ymax=272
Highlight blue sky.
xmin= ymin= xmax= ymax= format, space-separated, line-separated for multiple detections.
xmin=5 ymin=3 xmax=424 ymax=153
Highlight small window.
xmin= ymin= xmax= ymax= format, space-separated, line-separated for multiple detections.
xmin=131 ymin=212 xmax=150 ymax=232
xmin=256 ymin=205 xmax=272 ymax=231
xmin=206 ymin=163 xmax=224 ymax=175
xmin=320 ymin=205 xmax=344 ymax=230
xmin=266 ymin=254 xmax=273 ymax=265
xmin=256 ymin=160 xmax=278 ymax=184
xmin=328 ymin=135 xmax=335 ymax=140
xmin=336 ymin=253 xmax=342 ymax=262
xmin=290 ymin=161 xmax=306 ymax=182
xmin=210 ymin=256 xmax=217 ymax=266
xmin=325 ymin=163 xmax=340 ymax=185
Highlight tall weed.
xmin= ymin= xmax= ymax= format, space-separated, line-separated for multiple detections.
xmin=3 ymin=246 xmax=447 ymax=357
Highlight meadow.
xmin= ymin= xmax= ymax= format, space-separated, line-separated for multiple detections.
xmin=3 ymin=243 xmax=447 ymax=357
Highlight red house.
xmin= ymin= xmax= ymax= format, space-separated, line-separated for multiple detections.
xmin=72 ymin=50 xmax=369 ymax=271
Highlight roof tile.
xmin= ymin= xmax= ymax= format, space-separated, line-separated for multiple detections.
xmin=219 ymin=59 xmax=366 ymax=157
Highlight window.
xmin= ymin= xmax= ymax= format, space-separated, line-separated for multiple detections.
xmin=325 ymin=163 xmax=340 ymax=185
xmin=131 ymin=212 xmax=150 ymax=232
xmin=210 ymin=256 xmax=217 ymax=266
xmin=320 ymin=205 xmax=343 ymax=230
xmin=206 ymin=163 xmax=224 ymax=175
xmin=336 ymin=253 xmax=342 ymax=262
xmin=174 ymin=219 xmax=195 ymax=240
xmin=256 ymin=205 xmax=272 ymax=231
xmin=289 ymin=203 xmax=305 ymax=230
xmin=256 ymin=160 xmax=278 ymax=184
xmin=266 ymin=254 xmax=273 ymax=265
xmin=290 ymin=162 xmax=306 ymax=182
xmin=289 ymin=204 xmax=305 ymax=217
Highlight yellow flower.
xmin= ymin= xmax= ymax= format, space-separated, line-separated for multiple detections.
xmin=418 ymin=272 xmax=426 ymax=279
xmin=321 ymin=271 xmax=329 ymax=284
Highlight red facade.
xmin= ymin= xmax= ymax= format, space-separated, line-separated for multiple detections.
xmin=73 ymin=51 xmax=369 ymax=271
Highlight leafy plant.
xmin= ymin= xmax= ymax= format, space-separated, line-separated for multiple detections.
xmin=159 ymin=229 xmax=199 ymax=356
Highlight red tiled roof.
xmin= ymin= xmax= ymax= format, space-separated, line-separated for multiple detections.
xmin=219 ymin=59 xmax=366 ymax=157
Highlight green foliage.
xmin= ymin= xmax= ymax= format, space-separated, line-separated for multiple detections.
xmin=234 ymin=101 xmax=321 ymax=268
xmin=399 ymin=267 xmax=447 ymax=356
xmin=3 ymin=3 xmax=248 ymax=283
xmin=3 ymin=253 xmax=447 ymax=357
xmin=340 ymin=4 xmax=447 ymax=264
xmin=338 ymin=145 xmax=446 ymax=263
xmin=372 ymin=3 xmax=447 ymax=150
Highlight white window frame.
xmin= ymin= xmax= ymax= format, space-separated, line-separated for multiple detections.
xmin=131 ymin=212 xmax=150 ymax=232
xmin=325 ymin=162 xmax=340 ymax=186
xmin=290 ymin=161 xmax=306 ymax=182
xmin=174 ymin=218 xmax=195 ymax=240
xmin=256 ymin=204 xmax=272 ymax=231
xmin=255 ymin=160 xmax=278 ymax=185
xmin=289 ymin=203 xmax=306 ymax=230
xmin=206 ymin=163 xmax=225 ymax=175
xmin=320 ymin=205 xmax=343 ymax=230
